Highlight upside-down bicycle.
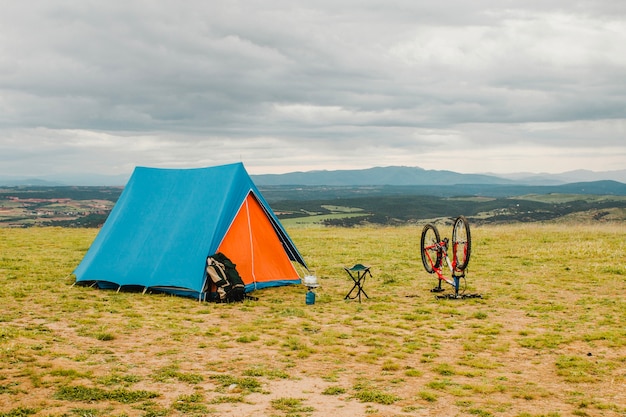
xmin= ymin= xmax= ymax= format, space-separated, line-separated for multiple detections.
xmin=420 ymin=216 xmax=479 ymax=298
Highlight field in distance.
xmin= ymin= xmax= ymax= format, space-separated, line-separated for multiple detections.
xmin=0 ymin=186 xmax=120 ymax=228
xmin=275 ymin=194 xmax=626 ymax=227
xmin=2 ymin=185 xmax=626 ymax=228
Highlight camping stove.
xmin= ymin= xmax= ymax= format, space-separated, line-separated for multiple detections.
xmin=303 ymin=275 xmax=319 ymax=305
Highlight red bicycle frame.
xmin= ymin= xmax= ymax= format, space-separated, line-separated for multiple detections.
xmin=422 ymin=237 xmax=465 ymax=295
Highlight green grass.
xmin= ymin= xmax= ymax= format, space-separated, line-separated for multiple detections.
xmin=271 ymin=397 xmax=315 ymax=413
xmin=322 ymin=386 xmax=346 ymax=395
xmin=352 ymin=382 xmax=401 ymax=405
xmin=171 ymin=392 xmax=209 ymax=414
xmin=0 ymin=407 xmax=38 ymax=417
xmin=54 ymin=385 xmax=159 ymax=403
xmin=0 ymin=224 xmax=625 ymax=416
xmin=280 ymin=212 xmax=370 ymax=228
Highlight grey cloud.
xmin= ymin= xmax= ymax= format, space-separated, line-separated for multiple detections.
xmin=0 ymin=1 xmax=624 ymax=177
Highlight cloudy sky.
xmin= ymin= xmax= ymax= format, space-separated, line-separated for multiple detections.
xmin=1 ymin=1 xmax=625 ymax=181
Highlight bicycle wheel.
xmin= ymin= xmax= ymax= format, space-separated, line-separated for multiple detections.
xmin=420 ymin=224 xmax=442 ymax=273
xmin=452 ymin=216 xmax=471 ymax=270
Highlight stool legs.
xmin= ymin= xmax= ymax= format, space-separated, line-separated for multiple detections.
xmin=344 ymin=269 xmax=370 ymax=302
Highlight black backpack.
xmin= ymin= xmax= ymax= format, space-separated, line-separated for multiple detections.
xmin=205 ymin=252 xmax=246 ymax=302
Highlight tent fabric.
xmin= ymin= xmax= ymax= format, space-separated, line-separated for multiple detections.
xmin=74 ymin=162 xmax=307 ymax=298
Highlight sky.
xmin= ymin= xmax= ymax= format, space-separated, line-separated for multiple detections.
xmin=1 ymin=1 xmax=625 ymax=181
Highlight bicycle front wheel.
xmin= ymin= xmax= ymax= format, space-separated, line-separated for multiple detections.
xmin=452 ymin=216 xmax=471 ymax=270
xmin=420 ymin=224 xmax=441 ymax=273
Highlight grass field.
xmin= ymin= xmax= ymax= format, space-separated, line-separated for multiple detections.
xmin=0 ymin=223 xmax=625 ymax=417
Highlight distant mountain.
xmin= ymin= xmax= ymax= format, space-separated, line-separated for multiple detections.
xmin=548 ymin=180 xmax=626 ymax=195
xmin=252 ymin=166 xmax=626 ymax=187
xmin=0 ymin=178 xmax=65 ymax=187
xmin=2 ymin=166 xmax=625 ymax=187
xmin=252 ymin=166 xmax=514 ymax=186
xmin=0 ymin=173 xmax=130 ymax=187
xmin=496 ymin=169 xmax=626 ymax=185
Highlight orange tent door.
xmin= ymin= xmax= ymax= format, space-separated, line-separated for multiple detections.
xmin=217 ymin=193 xmax=299 ymax=287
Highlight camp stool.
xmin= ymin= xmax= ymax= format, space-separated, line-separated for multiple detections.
xmin=344 ymin=264 xmax=371 ymax=303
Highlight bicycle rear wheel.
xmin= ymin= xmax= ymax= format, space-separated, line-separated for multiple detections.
xmin=420 ymin=224 xmax=441 ymax=273
xmin=452 ymin=216 xmax=471 ymax=270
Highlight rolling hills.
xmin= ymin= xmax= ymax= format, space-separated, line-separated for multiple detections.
xmin=1 ymin=178 xmax=625 ymax=228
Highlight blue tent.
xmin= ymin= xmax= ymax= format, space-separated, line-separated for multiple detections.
xmin=74 ymin=163 xmax=307 ymax=299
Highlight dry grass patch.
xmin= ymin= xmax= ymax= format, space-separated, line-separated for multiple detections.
xmin=0 ymin=223 xmax=625 ymax=416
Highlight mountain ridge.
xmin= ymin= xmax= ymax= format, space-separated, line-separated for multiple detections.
xmin=251 ymin=166 xmax=626 ymax=187
xmin=1 ymin=166 xmax=625 ymax=187
xmin=252 ymin=166 xmax=514 ymax=186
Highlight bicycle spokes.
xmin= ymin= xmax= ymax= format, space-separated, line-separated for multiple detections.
xmin=420 ymin=223 xmax=441 ymax=273
xmin=452 ymin=216 xmax=471 ymax=271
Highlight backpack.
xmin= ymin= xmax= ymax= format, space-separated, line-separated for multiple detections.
xmin=205 ymin=252 xmax=246 ymax=302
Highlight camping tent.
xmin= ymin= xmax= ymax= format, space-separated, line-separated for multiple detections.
xmin=74 ymin=162 xmax=307 ymax=299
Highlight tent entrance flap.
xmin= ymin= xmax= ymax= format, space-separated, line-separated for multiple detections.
xmin=217 ymin=193 xmax=299 ymax=289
